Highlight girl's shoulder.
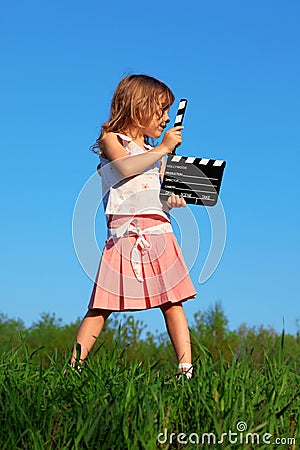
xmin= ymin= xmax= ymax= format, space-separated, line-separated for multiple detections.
xmin=114 ymin=132 xmax=132 ymax=143
xmin=100 ymin=132 xmax=131 ymax=160
xmin=101 ymin=132 xmax=132 ymax=146
xmin=101 ymin=131 xmax=132 ymax=142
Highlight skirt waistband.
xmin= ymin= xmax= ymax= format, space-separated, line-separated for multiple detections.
xmin=107 ymin=217 xmax=172 ymax=283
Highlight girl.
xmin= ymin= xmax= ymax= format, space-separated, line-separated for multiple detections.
xmin=72 ymin=74 xmax=197 ymax=378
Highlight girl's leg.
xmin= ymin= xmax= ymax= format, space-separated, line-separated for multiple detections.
xmin=160 ymin=302 xmax=193 ymax=376
xmin=71 ymin=308 xmax=111 ymax=365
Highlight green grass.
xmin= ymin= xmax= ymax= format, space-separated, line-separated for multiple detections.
xmin=0 ymin=336 xmax=299 ymax=449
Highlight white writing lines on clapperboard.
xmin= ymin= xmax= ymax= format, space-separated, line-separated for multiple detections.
xmin=161 ymin=156 xmax=226 ymax=206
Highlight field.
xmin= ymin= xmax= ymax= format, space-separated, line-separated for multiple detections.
xmin=1 ymin=329 xmax=299 ymax=450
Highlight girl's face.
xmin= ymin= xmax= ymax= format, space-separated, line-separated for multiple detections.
xmin=144 ymin=108 xmax=170 ymax=139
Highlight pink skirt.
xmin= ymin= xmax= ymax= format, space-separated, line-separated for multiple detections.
xmin=88 ymin=214 xmax=197 ymax=311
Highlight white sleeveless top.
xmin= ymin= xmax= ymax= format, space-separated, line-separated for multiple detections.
xmin=99 ymin=133 xmax=170 ymax=220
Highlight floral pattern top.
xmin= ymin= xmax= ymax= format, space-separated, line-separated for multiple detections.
xmin=99 ymin=133 xmax=170 ymax=220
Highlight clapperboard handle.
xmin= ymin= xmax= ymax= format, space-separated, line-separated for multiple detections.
xmin=172 ymin=99 xmax=188 ymax=155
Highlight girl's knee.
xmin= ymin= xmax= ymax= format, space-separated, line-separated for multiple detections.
xmin=85 ymin=308 xmax=111 ymax=319
xmin=160 ymin=301 xmax=183 ymax=314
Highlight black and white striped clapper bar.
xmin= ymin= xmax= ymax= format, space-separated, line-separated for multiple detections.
xmin=173 ymin=99 xmax=188 ymax=130
xmin=160 ymin=155 xmax=226 ymax=206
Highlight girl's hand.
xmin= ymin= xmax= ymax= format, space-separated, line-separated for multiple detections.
xmin=160 ymin=126 xmax=184 ymax=154
xmin=166 ymin=193 xmax=187 ymax=209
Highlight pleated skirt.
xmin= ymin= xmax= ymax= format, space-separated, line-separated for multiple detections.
xmin=88 ymin=214 xmax=197 ymax=311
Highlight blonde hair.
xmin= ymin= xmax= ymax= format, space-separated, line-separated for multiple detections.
xmin=91 ymin=74 xmax=175 ymax=154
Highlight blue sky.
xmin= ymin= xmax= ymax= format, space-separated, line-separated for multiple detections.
xmin=1 ymin=0 xmax=299 ymax=337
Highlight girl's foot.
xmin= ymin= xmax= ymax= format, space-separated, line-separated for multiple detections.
xmin=63 ymin=363 xmax=83 ymax=376
xmin=177 ymin=363 xmax=193 ymax=380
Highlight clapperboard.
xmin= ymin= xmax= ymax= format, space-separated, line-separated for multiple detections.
xmin=160 ymin=99 xmax=226 ymax=206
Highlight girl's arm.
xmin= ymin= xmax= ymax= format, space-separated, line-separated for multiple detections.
xmin=101 ymin=127 xmax=183 ymax=178
xmin=160 ymin=155 xmax=187 ymax=209
xmin=159 ymin=155 xmax=167 ymax=183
